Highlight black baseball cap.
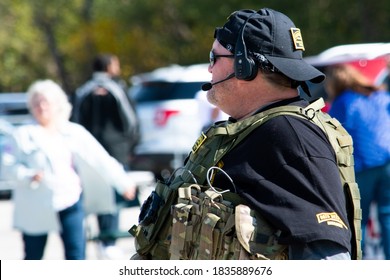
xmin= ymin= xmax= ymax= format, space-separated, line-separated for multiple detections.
xmin=214 ymin=8 xmax=325 ymax=83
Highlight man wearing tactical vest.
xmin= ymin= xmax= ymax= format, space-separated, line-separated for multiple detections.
xmin=130 ymin=8 xmax=361 ymax=260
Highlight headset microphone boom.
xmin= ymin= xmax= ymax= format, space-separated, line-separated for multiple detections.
xmin=201 ymin=73 xmax=236 ymax=91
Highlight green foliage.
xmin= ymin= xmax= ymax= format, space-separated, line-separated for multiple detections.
xmin=0 ymin=0 xmax=389 ymax=93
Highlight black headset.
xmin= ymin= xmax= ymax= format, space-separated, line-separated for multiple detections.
xmin=234 ymin=12 xmax=259 ymax=81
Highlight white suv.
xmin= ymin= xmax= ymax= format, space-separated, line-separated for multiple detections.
xmin=128 ymin=63 xmax=212 ymax=179
xmin=0 ymin=93 xmax=32 ymax=198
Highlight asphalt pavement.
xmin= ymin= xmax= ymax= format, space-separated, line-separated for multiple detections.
xmin=0 ymin=198 xmax=139 ymax=260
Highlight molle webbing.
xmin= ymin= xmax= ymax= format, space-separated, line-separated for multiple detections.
xmin=170 ymin=184 xmax=287 ymax=260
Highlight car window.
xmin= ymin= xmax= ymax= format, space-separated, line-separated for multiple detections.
xmin=0 ymin=93 xmax=32 ymax=126
xmin=0 ymin=93 xmax=29 ymax=115
xmin=0 ymin=106 xmax=29 ymax=116
xmin=132 ymin=82 xmax=204 ymax=102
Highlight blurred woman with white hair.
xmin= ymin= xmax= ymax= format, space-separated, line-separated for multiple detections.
xmin=6 ymin=79 xmax=136 ymax=260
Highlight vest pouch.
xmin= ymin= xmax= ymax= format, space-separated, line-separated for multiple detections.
xmin=169 ymin=185 xmax=234 ymax=259
xmin=235 ymin=204 xmax=288 ymax=260
xmin=167 ymin=184 xmax=289 ymax=260
xmin=130 ymin=180 xmax=184 ymax=258
xmin=196 ymin=212 xmax=222 ymax=259
xmin=195 ymin=189 xmax=236 ymax=259
xmin=170 ymin=184 xmax=203 ymax=260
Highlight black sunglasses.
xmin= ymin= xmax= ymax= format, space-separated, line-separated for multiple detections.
xmin=209 ymin=51 xmax=234 ymax=68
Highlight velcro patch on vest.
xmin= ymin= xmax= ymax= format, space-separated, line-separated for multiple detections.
xmin=192 ymin=132 xmax=207 ymax=153
xmin=316 ymin=212 xmax=348 ymax=229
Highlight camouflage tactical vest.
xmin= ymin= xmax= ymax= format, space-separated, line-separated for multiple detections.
xmin=129 ymin=98 xmax=362 ymax=260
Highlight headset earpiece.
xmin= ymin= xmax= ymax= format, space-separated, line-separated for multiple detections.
xmin=234 ymin=14 xmax=258 ymax=81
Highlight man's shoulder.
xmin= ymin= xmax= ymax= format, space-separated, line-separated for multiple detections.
xmin=92 ymin=76 xmax=125 ymax=94
xmin=75 ymin=79 xmax=97 ymax=95
xmin=76 ymin=77 xmax=124 ymax=98
xmin=252 ymin=103 xmax=328 ymax=145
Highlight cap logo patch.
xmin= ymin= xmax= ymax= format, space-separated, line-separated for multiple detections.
xmin=290 ymin=28 xmax=305 ymax=51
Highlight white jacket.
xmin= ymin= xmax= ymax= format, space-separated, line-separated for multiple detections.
xmin=7 ymin=121 xmax=134 ymax=234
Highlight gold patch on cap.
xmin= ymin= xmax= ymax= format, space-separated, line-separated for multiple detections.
xmin=290 ymin=28 xmax=305 ymax=51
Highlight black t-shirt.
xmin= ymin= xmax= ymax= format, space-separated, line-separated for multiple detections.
xmin=213 ymin=97 xmax=352 ymax=252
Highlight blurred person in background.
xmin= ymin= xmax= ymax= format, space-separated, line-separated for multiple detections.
xmin=326 ymin=64 xmax=390 ymax=259
xmin=73 ymin=54 xmax=139 ymax=165
xmin=6 ymin=79 xmax=136 ymax=260
xmin=73 ymin=53 xmax=140 ymax=259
